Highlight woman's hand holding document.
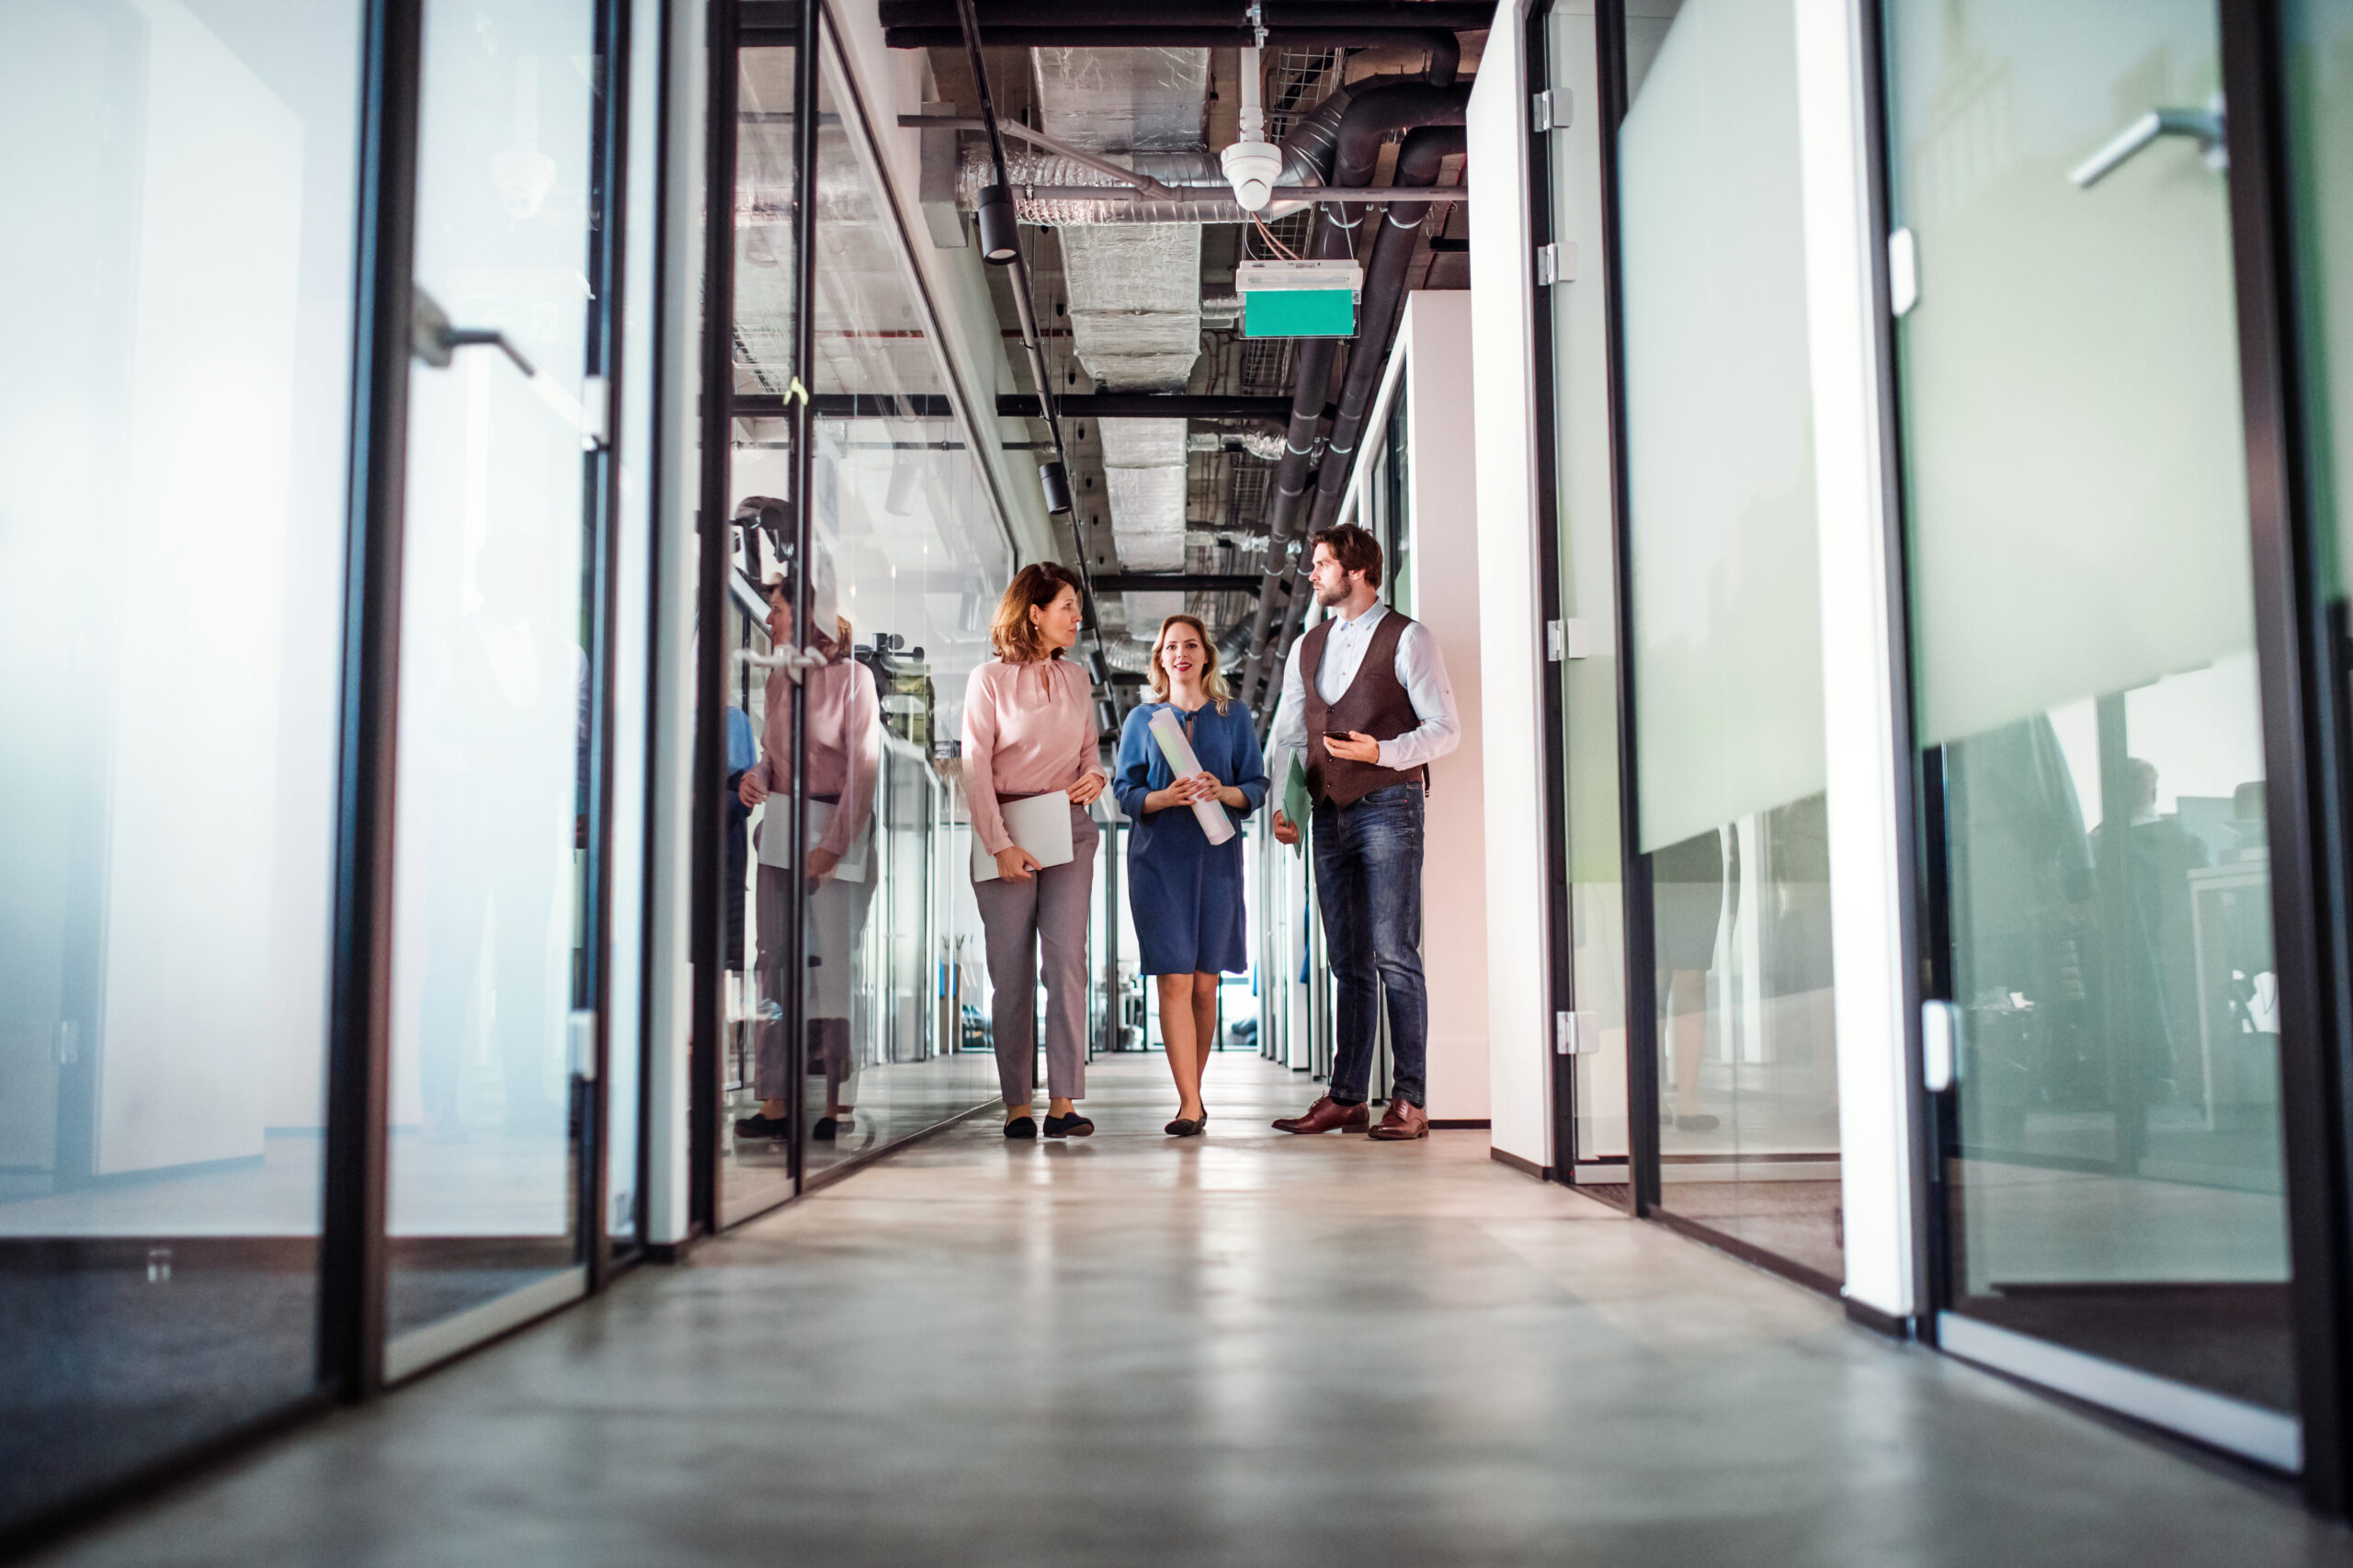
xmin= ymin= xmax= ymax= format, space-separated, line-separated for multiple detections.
xmin=1147 ymin=710 xmax=1236 ymax=846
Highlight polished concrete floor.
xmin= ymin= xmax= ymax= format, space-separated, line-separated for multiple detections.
xmin=31 ymin=1054 xmax=2353 ymax=1567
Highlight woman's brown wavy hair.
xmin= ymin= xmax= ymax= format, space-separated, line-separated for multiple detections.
xmin=989 ymin=562 xmax=1086 ymax=664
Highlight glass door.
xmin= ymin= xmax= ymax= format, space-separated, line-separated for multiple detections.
xmin=1884 ymin=0 xmax=2299 ymax=1467
xmin=383 ymin=0 xmax=608 ymax=1379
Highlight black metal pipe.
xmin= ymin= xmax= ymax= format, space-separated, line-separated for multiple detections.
xmin=1237 ymin=79 xmax=1472 ymax=710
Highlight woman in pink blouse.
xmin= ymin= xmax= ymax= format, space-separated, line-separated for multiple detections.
xmin=962 ymin=562 xmax=1107 ymax=1139
xmin=734 ymin=567 xmax=881 ymax=1144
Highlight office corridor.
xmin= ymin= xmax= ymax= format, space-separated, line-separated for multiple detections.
xmin=26 ymin=1054 xmax=2352 ymax=1568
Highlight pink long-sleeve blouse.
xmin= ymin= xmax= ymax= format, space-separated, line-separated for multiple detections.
xmin=961 ymin=656 xmax=1104 ymax=858
xmin=750 ymin=655 xmax=880 ymax=857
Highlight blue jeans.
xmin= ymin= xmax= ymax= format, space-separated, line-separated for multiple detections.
xmin=1311 ymin=782 xmax=1427 ymax=1108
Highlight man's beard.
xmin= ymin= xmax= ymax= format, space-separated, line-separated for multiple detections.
xmin=1313 ymin=577 xmax=1348 ymax=608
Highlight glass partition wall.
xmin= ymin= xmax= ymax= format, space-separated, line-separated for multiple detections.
xmin=1608 ymin=0 xmax=1846 ymax=1285
xmin=0 ymin=0 xmax=654 ymax=1535
xmin=1884 ymin=0 xmax=2301 ymax=1466
xmin=715 ymin=18 xmax=1009 ymax=1222
xmin=0 ymin=0 xmax=367 ymax=1524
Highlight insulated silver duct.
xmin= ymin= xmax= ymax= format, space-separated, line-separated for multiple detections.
xmin=955 ymin=81 xmax=1361 ymax=225
xmin=1031 ymin=47 xmax=1211 ymax=602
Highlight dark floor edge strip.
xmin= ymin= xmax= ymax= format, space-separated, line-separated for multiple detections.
xmin=1646 ymin=1207 xmax=1844 ymax=1300
xmin=1488 ymin=1145 xmax=1551 ymax=1181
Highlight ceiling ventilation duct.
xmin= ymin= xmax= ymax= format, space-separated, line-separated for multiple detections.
xmin=1030 ymin=46 xmax=1208 ymax=619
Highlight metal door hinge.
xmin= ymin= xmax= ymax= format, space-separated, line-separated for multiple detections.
xmin=1548 ymin=619 xmax=1590 ymax=661
xmin=569 ymin=1009 xmax=599 ymax=1081
xmin=1888 ymin=227 xmax=1919 ymax=318
xmin=1535 ymin=241 xmax=1576 ymax=286
xmin=1922 ymin=999 xmax=1959 ymax=1092
xmin=1546 ymin=619 xmax=1563 ymax=662
xmin=1531 ymin=88 xmax=1571 ymax=132
xmin=1555 ymin=1010 xmax=1601 ymax=1055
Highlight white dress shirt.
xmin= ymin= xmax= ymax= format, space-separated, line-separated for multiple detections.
xmin=1267 ymin=600 xmax=1461 ymax=807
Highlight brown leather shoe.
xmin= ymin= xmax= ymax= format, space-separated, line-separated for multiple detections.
xmin=1272 ymin=1095 xmax=1370 ymax=1134
xmin=1367 ymin=1097 xmax=1428 ymax=1141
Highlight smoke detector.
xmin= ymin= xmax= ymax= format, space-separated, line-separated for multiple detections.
xmin=1221 ymin=139 xmax=1284 ymax=214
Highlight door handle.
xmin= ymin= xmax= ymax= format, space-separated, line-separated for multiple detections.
xmin=411 ymin=285 xmax=537 ymax=375
xmin=410 ymin=285 xmax=603 ymax=446
xmin=2071 ymin=96 xmax=2225 ymax=188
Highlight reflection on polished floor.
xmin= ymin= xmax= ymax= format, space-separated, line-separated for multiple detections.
xmin=35 ymin=1055 xmax=2353 ymax=1568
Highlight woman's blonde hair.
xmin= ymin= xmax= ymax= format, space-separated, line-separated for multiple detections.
xmin=990 ymin=562 xmax=1086 ymax=664
xmin=1147 ymin=614 xmax=1230 ymax=712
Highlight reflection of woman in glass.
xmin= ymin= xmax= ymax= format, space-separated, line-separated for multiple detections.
xmin=962 ymin=563 xmax=1108 ymax=1140
xmin=1113 ymin=616 xmax=1267 ymax=1135
xmin=734 ymin=551 xmax=881 ymax=1143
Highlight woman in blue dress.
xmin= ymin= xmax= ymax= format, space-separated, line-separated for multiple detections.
xmin=1113 ymin=614 xmax=1269 ymax=1136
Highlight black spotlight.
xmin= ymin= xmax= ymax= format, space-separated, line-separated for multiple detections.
xmin=1039 ymin=460 xmax=1074 ymax=516
xmin=976 ymin=183 xmax=1019 ymax=265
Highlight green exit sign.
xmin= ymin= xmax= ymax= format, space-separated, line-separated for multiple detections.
xmin=1235 ymin=260 xmax=1362 ymax=339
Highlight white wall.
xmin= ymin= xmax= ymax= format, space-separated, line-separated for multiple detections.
xmin=641 ymin=0 xmax=706 ymax=1248
xmin=1795 ymin=0 xmax=1916 ymax=1319
xmin=1395 ymin=293 xmax=1493 ymax=1124
xmin=1467 ymin=6 xmax=1554 ymax=1167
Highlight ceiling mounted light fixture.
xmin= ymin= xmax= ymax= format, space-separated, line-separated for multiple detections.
xmin=976 ymin=182 xmax=1019 ymax=264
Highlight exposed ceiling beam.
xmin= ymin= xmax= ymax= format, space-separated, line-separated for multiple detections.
xmin=877 ymin=0 xmax=1493 ymax=48
xmin=732 ymin=393 xmax=1295 ymax=421
xmin=1089 ymin=574 xmax=1264 ymax=595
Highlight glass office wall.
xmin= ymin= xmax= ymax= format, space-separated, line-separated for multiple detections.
xmin=383 ymin=0 xmax=611 ymax=1372
xmin=1614 ymin=0 xmax=1844 ymax=1282
xmin=1545 ymin=4 xmax=1631 ymax=1172
xmin=1885 ymin=0 xmax=2298 ymax=1454
xmin=718 ymin=24 xmax=1007 ymax=1217
xmin=0 ymin=0 xmax=363 ymax=1528
xmin=2290 ymin=6 xmax=2353 ymax=597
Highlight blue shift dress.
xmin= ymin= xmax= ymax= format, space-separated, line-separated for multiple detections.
xmin=1113 ymin=699 xmax=1269 ymax=976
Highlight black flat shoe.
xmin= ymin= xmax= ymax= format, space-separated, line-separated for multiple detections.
xmin=1165 ymin=1115 xmax=1204 ymax=1138
xmin=1043 ymin=1112 xmax=1094 ymax=1138
xmin=811 ymin=1116 xmax=839 ymax=1142
xmin=1004 ymin=1116 xmax=1037 ymax=1140
xmin=733 ymin=1112 xmax=789 ymax=1140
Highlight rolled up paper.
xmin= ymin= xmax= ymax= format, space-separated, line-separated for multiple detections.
xmin=1147 ymin=710 xmax=1236 ymax=846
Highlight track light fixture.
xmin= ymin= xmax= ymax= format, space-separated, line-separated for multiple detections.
xmin=976 ymin=183 xmax=1018 ymax=264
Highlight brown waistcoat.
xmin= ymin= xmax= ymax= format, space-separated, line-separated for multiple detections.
xmin=1302 ymin=608 xmax=1426 ymax=808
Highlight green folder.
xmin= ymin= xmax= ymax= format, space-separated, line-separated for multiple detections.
xmin=1282 ymin=756 xmax=1310 ymax=852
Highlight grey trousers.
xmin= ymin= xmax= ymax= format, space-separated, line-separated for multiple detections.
xmin=753 ymin=862 xmax=874 ymax=1104
xmin=973 ymin=803 xmax=1099 ymax=1105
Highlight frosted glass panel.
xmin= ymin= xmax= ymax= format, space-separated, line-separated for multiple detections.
xmin=384 ymin=0 xmax=597 ymax=1343
xmin=1890 ymin=0 xmax=2250 ymax=747
xmin=2289 ymin=0 xmax=2353 ymax=595
xmin=0 ymin=0 xmax=361 ymax=1526
xmin=1619 ymin=0 xmax=1826 ymax=853
xmin=1889 ymin=0 xmax=2297 ymax=1425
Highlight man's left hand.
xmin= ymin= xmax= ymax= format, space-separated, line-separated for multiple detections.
xmin=1323 ymin=731 xmax=1381 ymax=765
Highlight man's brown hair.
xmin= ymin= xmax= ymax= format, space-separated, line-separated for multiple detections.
xmin=1308 ymin=523 xmax=1382 ymax=587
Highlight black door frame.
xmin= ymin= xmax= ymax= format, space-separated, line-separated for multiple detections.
xmin=2217 ymin=0 xmax=2353 ymax=1513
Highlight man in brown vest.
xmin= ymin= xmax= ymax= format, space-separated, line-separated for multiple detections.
xmin=1267 ymin=525 xmax=1461 ymax=1140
